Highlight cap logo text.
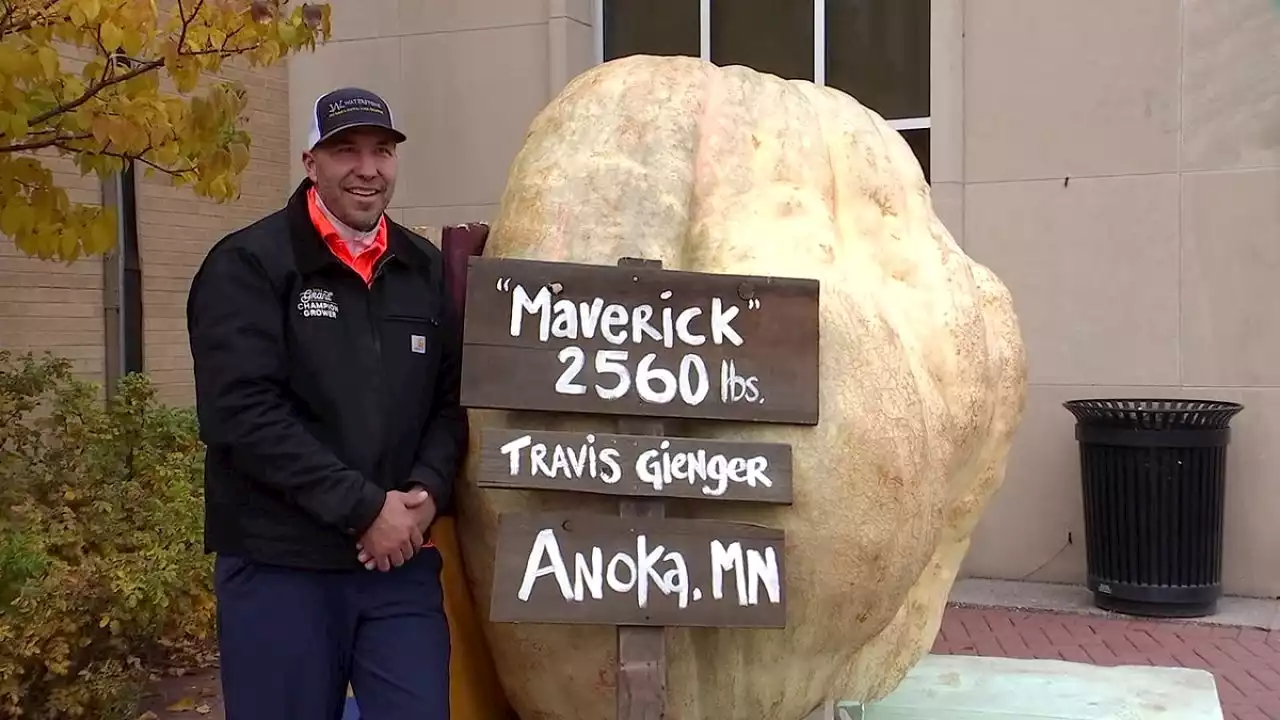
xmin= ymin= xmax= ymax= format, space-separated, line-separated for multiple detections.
xmin=326 ymin=97 xmax=386 ymax=117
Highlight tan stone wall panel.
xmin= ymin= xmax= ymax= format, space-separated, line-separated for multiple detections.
xmin=958 ymin=1 xmax=1280 ymax=597
xmin=398 ymin=26 xmax=551 ymax=209
xmin=963 ymin=0 xmax=1182 ymax=182
xmin=1181 ymin=0 xmax=1280 ymax=172
xmin=1180 ymin=167 xmax=1280 ymax=386
xmin=964 ymin=174 xmax=1181 ymax=387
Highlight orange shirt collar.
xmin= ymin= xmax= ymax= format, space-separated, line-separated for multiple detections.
xmin=306 ymin=186 xmax=387 ymax=284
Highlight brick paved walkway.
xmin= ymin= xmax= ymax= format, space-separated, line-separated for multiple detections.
xmin=932 ymin=605 xmax=1280 ymax=720
xmin=141 ymin=604 xmax=1280 ymax=719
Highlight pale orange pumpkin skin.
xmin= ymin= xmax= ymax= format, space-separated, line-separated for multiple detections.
xmin=454 ymin=55 xmax=1028 ymax=719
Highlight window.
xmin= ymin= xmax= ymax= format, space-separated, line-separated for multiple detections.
xmin=595 ymin=0 xmax=931 ymax=181
xmin=710 ymin=1 xmax=815 ymax=82
xmin=601 ymin=0 xmax=700 ymax=61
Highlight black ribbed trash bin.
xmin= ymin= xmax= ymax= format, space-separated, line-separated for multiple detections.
xmin=1063 ymin=399 xmax=1244 ymax=619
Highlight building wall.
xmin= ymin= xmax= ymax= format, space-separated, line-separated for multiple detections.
xmin=0 ymin=48 xmax=293 ymax=405
xmin=0 ymin=46 xmax=110 ymax=380
xmin=942 ymin=0 xmax=1280 ymax=598
xmin=294 ymin=0 xmax=1280 ymax=597
xmin=0 ymin=158 xmax=106 ymax=379
xmin=137 ymin=62 xmax=293 ymax=406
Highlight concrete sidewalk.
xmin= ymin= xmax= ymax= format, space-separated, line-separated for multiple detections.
xmin=949 ymin=578 xmax=1280 ymax=631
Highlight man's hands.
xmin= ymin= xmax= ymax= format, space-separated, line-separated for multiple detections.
xmin=356 ymin=488 xmax=438 ymax=571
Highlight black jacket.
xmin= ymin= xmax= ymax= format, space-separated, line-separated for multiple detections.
xmin=187 ymin=179 xmax=468 ymax=570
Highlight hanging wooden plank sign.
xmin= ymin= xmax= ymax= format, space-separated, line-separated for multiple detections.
xmin=476 ymin=427 xmax=794 ymax=505
xmin=459 ymin=257 xmax=820 ymax=425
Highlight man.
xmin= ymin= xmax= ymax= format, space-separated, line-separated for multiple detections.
xmin=186 ymin=86 xmax=467 ymax=720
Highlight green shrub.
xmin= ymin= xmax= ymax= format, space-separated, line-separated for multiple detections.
xmin=0 ymin=351 xmax=214 ymax=719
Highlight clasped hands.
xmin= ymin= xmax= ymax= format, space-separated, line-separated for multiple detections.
xmin=356 ymin=487 xmax=436 ymax=571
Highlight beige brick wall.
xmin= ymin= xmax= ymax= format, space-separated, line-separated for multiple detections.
xmin=0 ymin=47 xmax=293 ymax=405
xmin=0 ymin=153 xmax=106 ymax=379
xmin=139 ymin=61 xmax=293 ymax=406
xmin=1 ymin=46 xmax=108 ymax=381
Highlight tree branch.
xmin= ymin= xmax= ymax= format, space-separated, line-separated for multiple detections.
xmin=0 ymin=133 xmax=92 ymax=153
xmin=177 ymin=0 xmax=207 ymax=54
xmin=26 ymin=59 xmax=163 ymax=128
xmin=133 ymin=153 xmax=196 ymax=177
xmin=0 ymin=0 xmax=61 ymax=38
xmin=0 ymin=128 xmax=197 ymax=180
xmin=23 ymin=0 xmax=260 ymax=133
xmin=57 ymin=136 xmax=197 ymax=177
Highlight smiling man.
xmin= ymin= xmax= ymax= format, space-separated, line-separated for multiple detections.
xmin=186 ymin=87 xmax=466 ymax=719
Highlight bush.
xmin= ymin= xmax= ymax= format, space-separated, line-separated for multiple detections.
xmin=0 ymin=351 xmax=214 ymax=719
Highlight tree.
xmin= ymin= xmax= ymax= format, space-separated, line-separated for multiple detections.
xmin=0 ymin=0 xmax=331 ymax=262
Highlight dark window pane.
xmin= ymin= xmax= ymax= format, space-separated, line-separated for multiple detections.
xmin=901 ymin=128 xmax=930 ymax=183
xmin=711 ymin=0 xmax=815 ymax=81
xmin=603 ymin=0 xmax=701 ymax=61
xmin=826 ymin=0 xmax=929 ymax=120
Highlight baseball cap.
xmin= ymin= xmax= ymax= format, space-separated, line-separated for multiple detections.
xmin=306 ymin=87 xmax=407 ymax=150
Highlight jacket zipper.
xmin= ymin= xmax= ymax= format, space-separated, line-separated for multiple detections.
xmin=367 ymin=252 xmax=394 ymax=358
xmin=367 ymin=252 xmax=394 ymax=483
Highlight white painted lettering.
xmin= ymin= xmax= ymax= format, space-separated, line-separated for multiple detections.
xmin=503 ymin=284 xmax=744 ymax=349
xmin=512 ymin=528 xmax=778 ymax=614
xmin=747 ymin=547 xmax=782 ymax=606
xmin=516 ymin=530 xmax=695 ymax=610
xmin=711 ymin=540 xmax=748 ymax=606
xmin=509 ymin=284 xmax=552 ymax=341
xmin=577 ymin=299 xmax=605 ymax=338
xmin=675 ymin=307 xmax=704 ymax=346
xmin=633 ymin=440 xmax=773 ymax=496
xmin=502 ymin=434 xmax=774 ymax=498
xmin=550 ymin=299 xmax=579 ymax=338
xmin=720 ymin=359 xmax=762 ymax=405
xmin=517 ymin=529 xmax=573 ymax=602
xmin=606 ymin=551 xmax=636 ymax=593
xmin=500 ymin=282 xmax=770 ymax=408
xmin=600 ymin=304 xmax=628 ymax=344
xmin=572 ymin=547 xmax=604 ymax=601
xmin=710 ymin=298 xmax=743 ymax=346
xmin=499 ymin=433 xmax=624 ymax=485
xmin=631 ymin=305 xmax=664 ymax=345
xmin=499 ymin=434 xmax=534 ymax=475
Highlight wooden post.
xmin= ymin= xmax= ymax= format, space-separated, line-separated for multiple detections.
xmin=616 ymin=257 xmax=668 ymax=720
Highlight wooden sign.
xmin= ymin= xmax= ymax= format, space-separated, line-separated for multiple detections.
xmin=489 ymin=512 xmax=787 ymax=628
xmin=469 ymin=256 xmax=812 ymax=720
xmin=459 ymin=257 xmax=820 ymax=425
xmin=477 ymin=428 xmax=793 ymax=504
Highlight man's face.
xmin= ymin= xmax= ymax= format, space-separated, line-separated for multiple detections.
xmin=302 ymin=127 xmax=399 ymax=232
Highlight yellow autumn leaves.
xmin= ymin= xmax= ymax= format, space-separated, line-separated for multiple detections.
xmin=0 ymin=0 xmax=332 ymax=262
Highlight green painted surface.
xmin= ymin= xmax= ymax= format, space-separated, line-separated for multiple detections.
xmin=847 ymin=654 xmax=1223 ymax=720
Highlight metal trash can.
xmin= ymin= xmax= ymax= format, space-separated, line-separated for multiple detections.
xmin=1063 ymin=398 xmax=1244 ymax=618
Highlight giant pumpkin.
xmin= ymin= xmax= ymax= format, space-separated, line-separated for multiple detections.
xmin=455 ymin=54 xmax=1027 ymax=719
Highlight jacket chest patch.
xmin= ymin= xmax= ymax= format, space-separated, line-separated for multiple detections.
xmin=410 ymin=334 xmax=427 ymax=354
xmin=297 ymin=287 xmax=339 ymax=319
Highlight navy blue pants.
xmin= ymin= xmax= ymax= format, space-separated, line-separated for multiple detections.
xmin=214 ymin=548 xmax=450 ymax=720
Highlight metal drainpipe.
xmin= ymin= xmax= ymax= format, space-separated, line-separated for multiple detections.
xmin=100 ymin=161 xmax=143 ymax=397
